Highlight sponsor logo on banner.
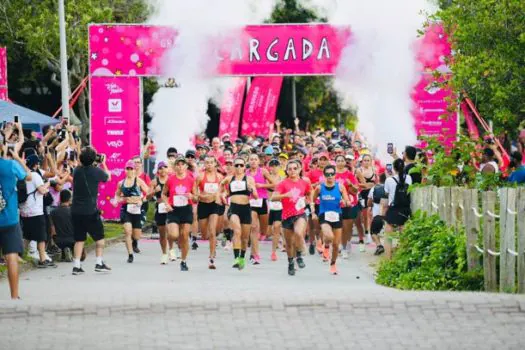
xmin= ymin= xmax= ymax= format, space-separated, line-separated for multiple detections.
xmin=108 ymin=152 xmax=122 ymax=161
xmin=111 ymin=168 xmax=125 ymax=177
xmin=108 ymin=99 xmax=122 ymax=112
xmin=107 ymin=140 xmax=124 ymax=148
xmin=105 ymin=83 xmax=123 ymax=94
xmin=104 ymin=117 xmax=126 ymax=125
xmin=107 ymin=130 xmax=124 ymax=136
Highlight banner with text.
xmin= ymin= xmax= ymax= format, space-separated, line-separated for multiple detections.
xmin=0 ymin=47 xmax=7 ymax=101
xmin=241 ymin=77 xmax=279 ymax=137
xmin=89 ymin=24 xmax=350 ymax=76
xmin=412 ymin=23 xmax=457 ymax=147
xmin=90 ymin=76 xmax=142 ymax=220
xmin=254 ymin=77 xmax=283 ymax=137
xmin=219 ymin=78 xmax=247 ymax=139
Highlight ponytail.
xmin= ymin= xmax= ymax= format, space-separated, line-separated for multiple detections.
xmin=393 ymin=158 xmax=405 ymax=183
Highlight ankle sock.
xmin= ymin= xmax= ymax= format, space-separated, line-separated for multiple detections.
xmin=96 ymin=256 xmax=103 ymax=265
xmin=234 ymin=249 xmax=240 ymax=258
xmin=73 ymin=259 xmax=81 ymax=268
xmin=240 ymin=250 xmax=246 ymax=258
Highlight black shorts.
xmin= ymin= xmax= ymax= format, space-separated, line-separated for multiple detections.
xmin=315 ymin=204 xmax=320 ymax=216
xmin=155 ymin=211 xmax=167 ymax=226
xmin=167 ymin=205 xmax=193 ymax=225
xmin=198 ymin=202 xmax=219 ymax=220
xmin=319 ymin=212 xmax=343 ymax=229
xmin=21 ymin=215 xmax=47 ymax=242
xmin=342 ymin=205 xmax=361 ymax=220
xmin=216 ymin=204 xmax=226 ymax=216
xmin=0 ymin=223 xmax=24 ymax=255
xmin=227 ymin=203 xmax=252 ymax=225
xmin=386 ymin=207 xmax=411 ymax=227
xmin=72 ymin=212 xmax=105 ymax=242
xmin=251 ymin=199 xmax=268 ymax=216
xmin=120 ymin=209 xmax=142 ymax=229
xmin=269 ymin=210 xmax=282 ymax=225
xmin=282 ymin=214 xmax=307 ymax=230
xmin=371 ymin=215 xmax=386 ymax=235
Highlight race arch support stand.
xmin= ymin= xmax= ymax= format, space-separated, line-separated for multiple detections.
xmin=88 ymin=23 xmax=453 ymax=220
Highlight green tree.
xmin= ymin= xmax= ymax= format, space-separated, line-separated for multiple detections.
xmin=437 ymin=0 xmax=525 ymax=135
xmin=0 ymin=0 xmax=151 ymax=139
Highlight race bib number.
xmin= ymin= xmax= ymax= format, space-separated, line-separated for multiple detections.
xmin=359 ymin=199 xmax=366 ymax=208
xmin=158 ymin=202 xmax=168 ymax=214
xmin=250 ymin=198 xmax=264 ymax=208
xmin=173 ymin=195 xmax=189 ymax=207
xmin=295 ymin=197 xmax=306 ymax=211
xmin=204 ymin=183 xmax=219 ymax=194
xmin=126 ymin=203 xmax=141 ymax=215
xmin=325 ymin=211 xmax=340 ymax=223
xmin=230 ymin=180 xmax=246 ymax=193
xmin=269 ymin=201 xmax=283 ymax=211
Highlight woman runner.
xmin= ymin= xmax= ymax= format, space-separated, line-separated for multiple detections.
xmin=196 ymin=155 xmax=223 ymax=269
xmin=113 ymin=160 xmax=149 ymax=263
xmin=271 ymin=160 xmax=311 ymax=276
xmin=311 ymin=165 xmax=351 ymax=275
xmin=162 ymin=156 xmax=197 ymax=271
xmin=220 ymin=157 xmax=258 ymax=270
xmin=267 ymin=158 xmax=284 ymax=261
xmin=356 ymin=154 xmax=376 ymax=251
xmin=247 ymin=153 xmax=274 ymax=265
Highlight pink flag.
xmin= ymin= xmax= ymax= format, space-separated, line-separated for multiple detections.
xmin=461 ymin=101 xmax=480 ymax=140
xmin=241 ymin=77 xmax=283 ymax=137
xmin=0 ymin=47 xmax=8 ymax=101
xmin=219 ymin=78 xmax=247 ymax=139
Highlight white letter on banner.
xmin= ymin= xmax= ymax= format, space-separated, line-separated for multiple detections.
xmin=317 ymin=37 xmax=331 ymax=60
xmin=302 ymin=39 xmax=313 ymax=60
xmin=249 ymin=39 xmax=261 ymax=62
xmin=284 ymin=38 xmax=297 ymax=61
xmin=266 ymin=38 xmax=279 ymax=62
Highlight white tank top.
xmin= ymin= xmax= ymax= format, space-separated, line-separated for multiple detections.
xmin=480 ymin=161 xmax=499 ymax=173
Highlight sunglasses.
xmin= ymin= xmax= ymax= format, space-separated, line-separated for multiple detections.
xmin=186 ymin=155 xmax=195 ymax=159
xmin=324 ymin=172 xmax=335 ymax=177
xmin=159 ymin=166 xmax=168 ymax=169
xmin=126 ymin=167 xmax=134 ymax=170
xmin=234 ymin=164 xmax=245 ymax=168
xmin=168 ymin=154 xmax=177 ymax=158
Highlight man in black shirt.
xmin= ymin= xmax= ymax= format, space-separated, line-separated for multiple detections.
xmin=50 ymin=190 xmax=75 ymax=262
xmin=402 ymin=146 xmax=422 ymax=184
xmin=71 ymin=147 xmax=112 ymax=275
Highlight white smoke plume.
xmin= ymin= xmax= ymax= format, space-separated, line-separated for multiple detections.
xmin=301 ymin=0 xmax=436 ymax=158
xmin=147 ymin=0 xmax=278 ymax=157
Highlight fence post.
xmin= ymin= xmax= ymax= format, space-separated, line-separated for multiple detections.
xmin=423 ymin=186 xmax=432 ymax=214
xmin=444 ymin=187 xmax=452 ymax=225
xmin=451 ymin=187 xmax=463 ymax=230
xmin=500 ymin=188 xmax=517 ymax=293
xmin=518 ymin=188 xmax=525 ymax=294
xmin=437 ymin=187 xmax=446 ymax=221
xmin=431 ymin=186 xmax=439 ymax=215
xmin=464 ymin=189 xmax=480 ymax=271
xmin=482 ymin=191 xmax=497 ymax=292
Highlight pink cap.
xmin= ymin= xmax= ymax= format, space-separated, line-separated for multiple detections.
xmin=125 ymin=160 xmax=135 ymax=169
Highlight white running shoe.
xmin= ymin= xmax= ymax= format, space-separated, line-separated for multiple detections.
xmin=359 ymin=243 xmax=366 ymax=253
xmin=160 ymin=254 xmax=168 ymax=265
xmin=342 ymin=250 xmax=349 ymax=260
xmin=224 ymin=241 xmax=232 ymax=251
xmin=169 ymin=249 xmax=177 ymax=261
xmin=365 ymin=233 xmax=372 ymax=244
xmin=29 ymin=249 xmax=40 ymax=261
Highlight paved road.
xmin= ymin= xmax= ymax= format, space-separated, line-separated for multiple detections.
xmin=1 ymin=238 xmax=524 ymax=349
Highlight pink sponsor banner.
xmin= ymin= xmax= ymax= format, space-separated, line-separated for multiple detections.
xmin=254 ymin=77 xmax=283 ymax=137
xmin=0 ymin=47 xmax=7 ymax=101
xmin=461 ymin=101 xmax=480 ymax=140
xmin=412 ymin=23 xmax=457 ymax=147
xmin=0 ymin=87 xmax=7 ymax=101
xmin=241 ymin=77 xmax=272 ymax=137
xmin=90 ymin=76 xmax=142 ymax=220
xmin=89 ymin=24 xmax=350 ymax=76
xmin=219 ymin=77 xmax=247 ymax=139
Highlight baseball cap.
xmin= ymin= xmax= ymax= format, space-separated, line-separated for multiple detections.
xmin=278 ymin=153 xmax=289 ymax=160
xmin=175 ymin=155 xmax=187 ymax=164
xmin=222 ymin=133 xmax=231 ymax=140
xmin=26 ymin=154 xmax=40 ymax=168
xmin=185 ymin=150 xmax=196 ymax=158
xmin=125 ymin=160 xmax=135 ymax=169
xmin=264 ymin=145 xmax=274 ymax=155
xmin=157 ymin=161 xmax=168 ymax=169
xmin=318 ymin=152 xmax=330 ymax=159
xmin=345 ymin=154 xmax=355 ymax=161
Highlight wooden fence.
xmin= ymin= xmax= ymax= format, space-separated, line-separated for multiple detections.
xmin=411 ymin=186 xmax=525 ymax=293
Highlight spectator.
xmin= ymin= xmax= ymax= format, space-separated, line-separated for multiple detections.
xmin=367 ymin=173 xmax=389 ymax=256
xmin=403 ymin=146 xmax=422 ymax=184
xmin=50 ymin=190 xmax=75 ymax=262
xmin=508 ymin=151 xmax=525 ymax=184
xmin=480 ymin=147 xmax=499 ymax=174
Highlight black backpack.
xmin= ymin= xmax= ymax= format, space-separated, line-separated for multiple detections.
xmin=392 ymin=177 xmax=411 ymax=208
xmin=17 ymin=179 xmax=31 ymax=204
xmin=372 ymin=184 xmax=387 ymax=204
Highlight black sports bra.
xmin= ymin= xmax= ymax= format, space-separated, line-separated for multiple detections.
xmin=229 ymin=175 xmax=251 ymax=196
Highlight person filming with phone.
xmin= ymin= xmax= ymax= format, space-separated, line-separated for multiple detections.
xmin=70 ymin=146 xmax=112 ymax=275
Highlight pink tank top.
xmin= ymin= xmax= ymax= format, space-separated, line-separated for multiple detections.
xmin=248 ymin=167 xmax=268 ymax=199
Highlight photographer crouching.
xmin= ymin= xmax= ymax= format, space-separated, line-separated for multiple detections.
xmin=71 ymin=147 xmax=112 ymax=275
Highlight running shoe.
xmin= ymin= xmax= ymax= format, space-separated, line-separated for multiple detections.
xmin=342 ymin=250 xmax=349 ymax=260
xmin=322 ymin=247 xmax=330 ymax=262
xmin=374 ymin=245 xmax=385 ymax=256
xmin=63 ymin=247 xmax=73 ymax=262
xmin=296 ymin=256 xmax=306 ymax=269
xmin=288 ymin=262 xmax=296 ymax=276
xmin=232 ymin=258 xmax=240 ymax=269
xmin=359 ymin=243 xmax=365 ymax=253
xmin=95 ymin=263 xmax=112 ymax=272
xmin=224 ymin=241 xmax=232 ymax=251
xmin=238 ymin=258 xmax=246 ymax=270
xmin=330 ymin=263 xmax=338 ymax=275
xmin=72 ymin=267 xmax=85 ymax=275
xmin=316 ymin=239 xmax=323 ymax=255
xmin=160 ymin=254 xmax=169 ymax=265
xmin=180 ymin=261 xmax=189 ymax=271
xmin=169 ymin=249 xmax=177 ymax=261
xmin=308 ymin=243 xmax=315 ymax=255
xmin=209 ymin=259 xmax=216 ymax=270
xmin=281 ymin=247 xmax=287 ymax=252
xmin=127 ymin=254 xmax=134 ymax=263
xmin=254 ymin=255 xmax=261 ymax=265
xmin=38 ymin=260 xmax=57 ymax=268
xmin=192 ymin=240 xmax=199 ymax=250
xmin=132 ymin=240 xmax=141 ymax=254
xmin=271 ymin=251 xmax=278 ymax=261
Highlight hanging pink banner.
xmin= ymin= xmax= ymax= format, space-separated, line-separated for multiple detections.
xmin=219 ymin=78 xmax=247 ymax=139
xmin=461 ymin=101 xmax=480 ymax=140
xmin=412 ymin=23 xmax=457 ymax=147
xmin=89 ymin=24 xmax=350 ymax=77
xmin=0 ymin=47 xmax=7 ymax=101
xmin=90 ymin=76 xmax=142 ymax=220
xmin=241 ymin=77 xmax=271 ymax=137
xmin=255 ymin=77 xmax=283 ymax=137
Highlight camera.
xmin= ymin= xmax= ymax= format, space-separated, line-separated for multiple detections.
xmin=58 ymin=129 xmax=67 ymax=141
xmin=14 ymin=115 xmax=19 ymax=123
xmin=95 ymin=153 xmax=105 ymax=163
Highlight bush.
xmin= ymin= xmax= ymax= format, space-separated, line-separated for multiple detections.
xmin=376 ymin=211 xmax=483 ymax=291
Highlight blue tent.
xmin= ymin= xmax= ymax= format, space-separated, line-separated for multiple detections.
xmin=0 ymin=100 xmax=60 ymax=131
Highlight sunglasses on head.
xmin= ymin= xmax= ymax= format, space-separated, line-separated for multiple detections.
xmin=324 ymin=172 xmax=335 ymax=177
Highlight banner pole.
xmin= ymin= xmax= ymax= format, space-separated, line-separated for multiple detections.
xmin=58 ymin=0 xmax=70 ymax=123
xmin=292 ymin=77 xmax=297 ymax=121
